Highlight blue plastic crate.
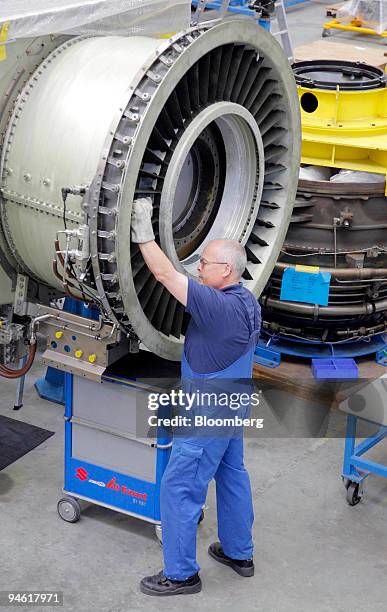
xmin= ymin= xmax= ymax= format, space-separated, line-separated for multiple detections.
xmin=311 ymin=358 xmax=358 ymax=380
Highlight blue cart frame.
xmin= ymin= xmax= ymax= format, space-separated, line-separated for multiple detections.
xmin=58 ymin=373 xmax=172 ymax=541
xmin=342 ymin=414 xmax=387 ymax=505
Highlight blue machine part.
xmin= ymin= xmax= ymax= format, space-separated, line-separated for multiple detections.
xmin=63 ymin=373 xmax=171 ymax=524
xmin=35 ymin=298 xmax=99 ymax=405
xmin=191 ymin=0 xmax=309 ymax=19
xmin=254 ymin=346 xmax=281 ymax=368
xmin=376 ymin=347 xmax=387 ymax=366
xmin=283 ymin=0 xmax=309 ymax=6
xmin=191 ymin=0 xmax=270 ymax=28
xmin=63 ymin=298 xmax=100 ymax=319
xmin=255 ymin=333 xmax=387 ymax=367
xmin=35 ymin=367 xmax=65 ymax=405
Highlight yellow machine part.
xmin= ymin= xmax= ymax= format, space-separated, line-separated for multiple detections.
xmin=323 ymin=19 xmax=387 ymax=39
xmin=298 ymin=85 xmax=387 ymax=193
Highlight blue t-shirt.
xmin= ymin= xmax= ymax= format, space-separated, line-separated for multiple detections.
xmin=184 ymin=278 xmax=261 ymax=374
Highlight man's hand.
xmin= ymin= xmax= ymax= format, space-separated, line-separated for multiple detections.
xmin=131 ymin=198 xmax=188 ymax=306
xmin=131 ymin=197 xmax=155 ymax=244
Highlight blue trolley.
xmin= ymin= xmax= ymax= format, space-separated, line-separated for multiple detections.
xmin=57 ymin=354 xmax=186 ymax=542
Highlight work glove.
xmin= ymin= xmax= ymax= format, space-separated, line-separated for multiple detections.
xmin=131 ymin=197 xmax=155 ymax=244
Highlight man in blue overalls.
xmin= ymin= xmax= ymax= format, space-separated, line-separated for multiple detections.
xmin=131 ymin=198 xmax=261 ymax=597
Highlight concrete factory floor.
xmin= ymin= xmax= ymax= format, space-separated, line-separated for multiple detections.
xmin=1 ymin=2 xmax=387 ymax=611
xmin=281 ymin=0 xmax=387 ymax=50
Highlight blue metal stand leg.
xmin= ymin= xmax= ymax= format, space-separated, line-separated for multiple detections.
xmin=343 ymin=414 xmax=366 ymax=506
xmin=342 ymin=413 xmax=387 ymax=505
xmin=343 ymin=414 xmax=357 ymax=482
xmin=35 ymin=367 xmax=65 ymax=406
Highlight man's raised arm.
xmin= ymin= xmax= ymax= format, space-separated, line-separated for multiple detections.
xmin=131 ymin=198 xmax=188 ymax=307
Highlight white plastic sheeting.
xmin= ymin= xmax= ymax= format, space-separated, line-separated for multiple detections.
xmin=299 ymin=166 xmax=331 ymax=182
xmin=0 ymin=0 xmax=191 ymax=39
xmin=330 ymin=169 xmax=386 ymax=185
xmin=337 ymin=0 xmax=387 ymax=34
xmin=299 ymin=166 xmax=387 ymax=185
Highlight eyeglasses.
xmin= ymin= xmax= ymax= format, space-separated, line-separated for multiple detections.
xmin=199 ymin=257 xmax=231 ymax=267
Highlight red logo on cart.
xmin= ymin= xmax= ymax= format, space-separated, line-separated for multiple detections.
xmin=107 ymin=476 xmax=147 ymax=502
xmin=76 ymin=467 xmax=89 ymax=481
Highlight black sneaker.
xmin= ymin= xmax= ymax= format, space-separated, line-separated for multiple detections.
xmin=140 ymin=570 xmax=202 ymax=596
xmin=208 ymin=542 xmax=254 ymax=577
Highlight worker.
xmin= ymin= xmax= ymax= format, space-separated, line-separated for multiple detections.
xmin=130 ymin=198 xmax=261 ymax=597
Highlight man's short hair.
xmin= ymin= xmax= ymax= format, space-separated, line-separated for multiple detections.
xmin=216 ymin=239 xmax=247 ymax=279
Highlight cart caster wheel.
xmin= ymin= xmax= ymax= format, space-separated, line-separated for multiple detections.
xmin=346 ymin=482 xmax=363 ymax=506
xmin=322 ymin=29 xmax=331 ymax=37
xmin=155 ymin=525 xmax=163 ymax=546
xmin=198 ymin=509 xmax=205 ymax=524
xmin=343 ymin=477 xmax=351 ymax=490
xmin=57 ymin=496 xmax=81 ymax=522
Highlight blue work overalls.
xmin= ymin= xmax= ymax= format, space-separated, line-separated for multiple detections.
xmin=160 ymin=305 xmax=258 ymax=581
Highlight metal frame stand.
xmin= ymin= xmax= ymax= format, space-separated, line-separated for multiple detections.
xmin=13 ymin=355 xmax=27 ymax=410
xmin=35 ymin=368 xmax=65 ymax=406
xmin=323 ymin=18 xmax=387 ymax=40
xmin=342 ymin=414 xmax=387 ymax=506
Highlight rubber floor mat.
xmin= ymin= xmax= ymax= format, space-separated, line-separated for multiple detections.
xmin=0 ymin=415 xmax=54 ymax=471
